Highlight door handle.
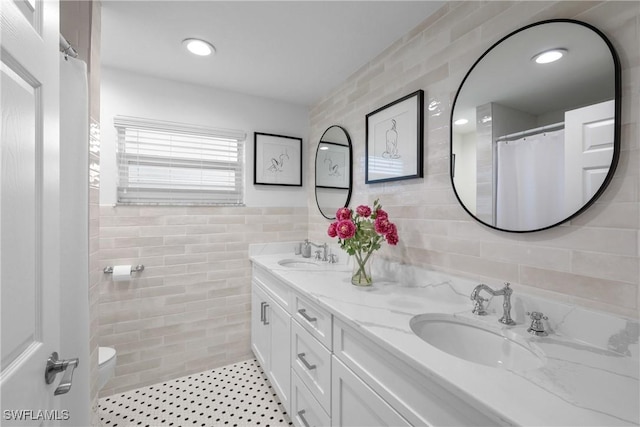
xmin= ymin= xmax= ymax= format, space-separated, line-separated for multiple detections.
xmin=45 ymin=352 xmax=79 ymax=396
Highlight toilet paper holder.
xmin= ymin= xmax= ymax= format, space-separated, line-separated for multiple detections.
xmin=103 ymin=265 xmax=145 ymax=274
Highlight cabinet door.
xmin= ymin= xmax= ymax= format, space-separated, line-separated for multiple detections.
xmin=331 ymin=357 xmax=410 ymax=427
xmin=266 ymin=294 xmax=291 ymax=414
xmin=251 ymin=283 xmax=269 ymax=368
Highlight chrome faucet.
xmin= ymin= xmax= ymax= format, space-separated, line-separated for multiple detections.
xmin=302 ymin=239 xmax=328 ymax=261
xmin=470 ymin=283 xmax=516 ymax=326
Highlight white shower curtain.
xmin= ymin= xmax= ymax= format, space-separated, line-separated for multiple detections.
xmin=495 ymin=129 xmax=565 ymax=230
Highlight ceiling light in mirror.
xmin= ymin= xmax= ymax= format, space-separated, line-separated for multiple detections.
xmin=533 ymin=48 xmax=567 ymax=64
xmin=454 ymin=118 xmax=469 ymax=126
xmin=183 ymin=38 xmax=216 ymax=56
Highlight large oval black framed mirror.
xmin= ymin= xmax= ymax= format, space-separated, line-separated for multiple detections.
xmin=450 ymin=19 xmax=621 ymax=233
xmin=315 ymin=125 xmax=353 ymax=219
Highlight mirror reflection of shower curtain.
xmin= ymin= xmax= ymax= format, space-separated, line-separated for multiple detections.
xmin=495 ymin=130 xmax=565 ymax=230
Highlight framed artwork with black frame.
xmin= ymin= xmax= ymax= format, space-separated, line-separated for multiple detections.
xmin=365 ymin=89 xmax=424 ymax=184
xmin=316 ymin=141 xmax=350 ymax=189
xmin=253 ymin=132 xmax=303 ymax=186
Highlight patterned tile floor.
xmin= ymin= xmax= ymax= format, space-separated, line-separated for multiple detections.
xmin=99 ymin=359 xmax=293 ymax=427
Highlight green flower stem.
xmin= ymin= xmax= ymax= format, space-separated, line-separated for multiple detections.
xmin=352 ymin=235 xmax=381 ymax=285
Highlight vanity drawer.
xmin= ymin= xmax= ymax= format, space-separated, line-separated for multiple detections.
xmin=291 ymin=319 xmax=332 ymax=414
xmin=253 ymin=264 xmax=291 ymax=313
xmin=291 ymin=370 xmax=330 ymax=427
xmin=333 ymin=319 xmax=502 ymax=426
xmin=293 ymin=293 xmax=332 ymax=350
xmin=331 ymin=356 xmax=410 ymax=427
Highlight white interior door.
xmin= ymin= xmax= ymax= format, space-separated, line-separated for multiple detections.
xmin=564 ymin=100 xmax=615 ymax=215
xmin=1 ymin=0 xmax=62 ymax=424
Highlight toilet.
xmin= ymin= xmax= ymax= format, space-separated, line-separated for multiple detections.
xmin=98 ymin=346 xmax=117 ymax=390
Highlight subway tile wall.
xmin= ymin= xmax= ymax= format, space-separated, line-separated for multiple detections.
xmin=98 ymin=206 xmax=307 ymax=395
xmin=307 ymin=1 xmax=640 ymax=318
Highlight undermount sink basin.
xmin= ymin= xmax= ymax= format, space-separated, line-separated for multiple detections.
xmin=277 ymin=259 xmax=321 ymax=268
xmin=410 ymin=313 xmax=545 ymax=371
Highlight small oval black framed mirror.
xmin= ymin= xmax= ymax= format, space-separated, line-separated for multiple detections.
xmin=315 ymin=125 xmax=353 ymax=219
xmin=450 ymin=19 xmax=621 ymax=233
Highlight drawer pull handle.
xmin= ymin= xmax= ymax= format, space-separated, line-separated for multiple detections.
xmin=297 ymin=353 xmax=316 ymax=371
xmin=297 ymin=409 xmax=311 ymax=427
xmin=260 ymin=301 xmax=266 ymax=323
xmin=298 ymin=308 xmax=317 ymax=323
xmin=263 ymin=303 xmax=269 ymax=325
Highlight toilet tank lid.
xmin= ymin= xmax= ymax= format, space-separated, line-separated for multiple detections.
xmin=99 ymin=346 xmax=116 ymax=364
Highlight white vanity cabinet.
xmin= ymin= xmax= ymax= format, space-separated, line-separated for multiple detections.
xmin=250 ymin=252 xmax=639 ymax=427
xmin=251 ymin=266 xmax=292 ymax=414
xmin=250 ymin=260 xmax=503 ymax=427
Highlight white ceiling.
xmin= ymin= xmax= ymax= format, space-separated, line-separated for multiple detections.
xmin=101 ymin=1 xmax=445 ymax=107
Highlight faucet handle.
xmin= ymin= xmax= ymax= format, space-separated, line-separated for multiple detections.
xmin=527 ymin=311 xmax=547 ymax=321
xmin=314 ymin=250 xmax=322 ymax=260
xmin=526 ymin=311 xmax=549 ymax=336
xmin=471 ymin=295 xmax=488 ymax=315
xmin=328 ymin=253 xmax=339 ymax=263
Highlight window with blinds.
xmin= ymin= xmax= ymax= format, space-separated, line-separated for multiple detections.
xmin=115 ymin=116 xmax=246 ymax=206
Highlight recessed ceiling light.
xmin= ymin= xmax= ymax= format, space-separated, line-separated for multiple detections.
xmin=532 ymin=48 xmax=567 ymax=64
xmin=454 ymin=118 xmax=469 ymax=126
xmin=183 ymin=38 xmax=216 ymax=56
xmin=319 ymin=146 xmax=329 ymax=150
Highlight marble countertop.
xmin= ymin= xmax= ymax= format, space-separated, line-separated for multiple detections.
xmin=250 ymin=249 xmax=639 ymax=426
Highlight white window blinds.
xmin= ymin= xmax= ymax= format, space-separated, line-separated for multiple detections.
xmin=115 ymin=116 xmax=246 ymax=206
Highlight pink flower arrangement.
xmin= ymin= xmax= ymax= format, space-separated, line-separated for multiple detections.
xmin=327 ymin=199 xmax=398 ymax=285
xmin=356 ymin=205 xmax=372 ymax=218
xmin=336 ymin=220 xmax=356 ymax=239
xmin=385 ymin=224 xmax=399 ymax=245
xmin=374 ymin=216 xmax=393 ymax=235
xmin=327 ymin=222 xmax=338 ymax=238
xmin=336 ymin=207 xmax=352 ymax=221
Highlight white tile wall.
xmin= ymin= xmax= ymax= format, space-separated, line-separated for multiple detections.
xmin=99 ymin=206 xmax=307 ymax=395
xmin=307 ymin=1 xmax=640 ymax=318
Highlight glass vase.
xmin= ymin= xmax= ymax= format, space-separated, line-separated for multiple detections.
xmin=351 ymin=252 xmax=373 ymax=286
